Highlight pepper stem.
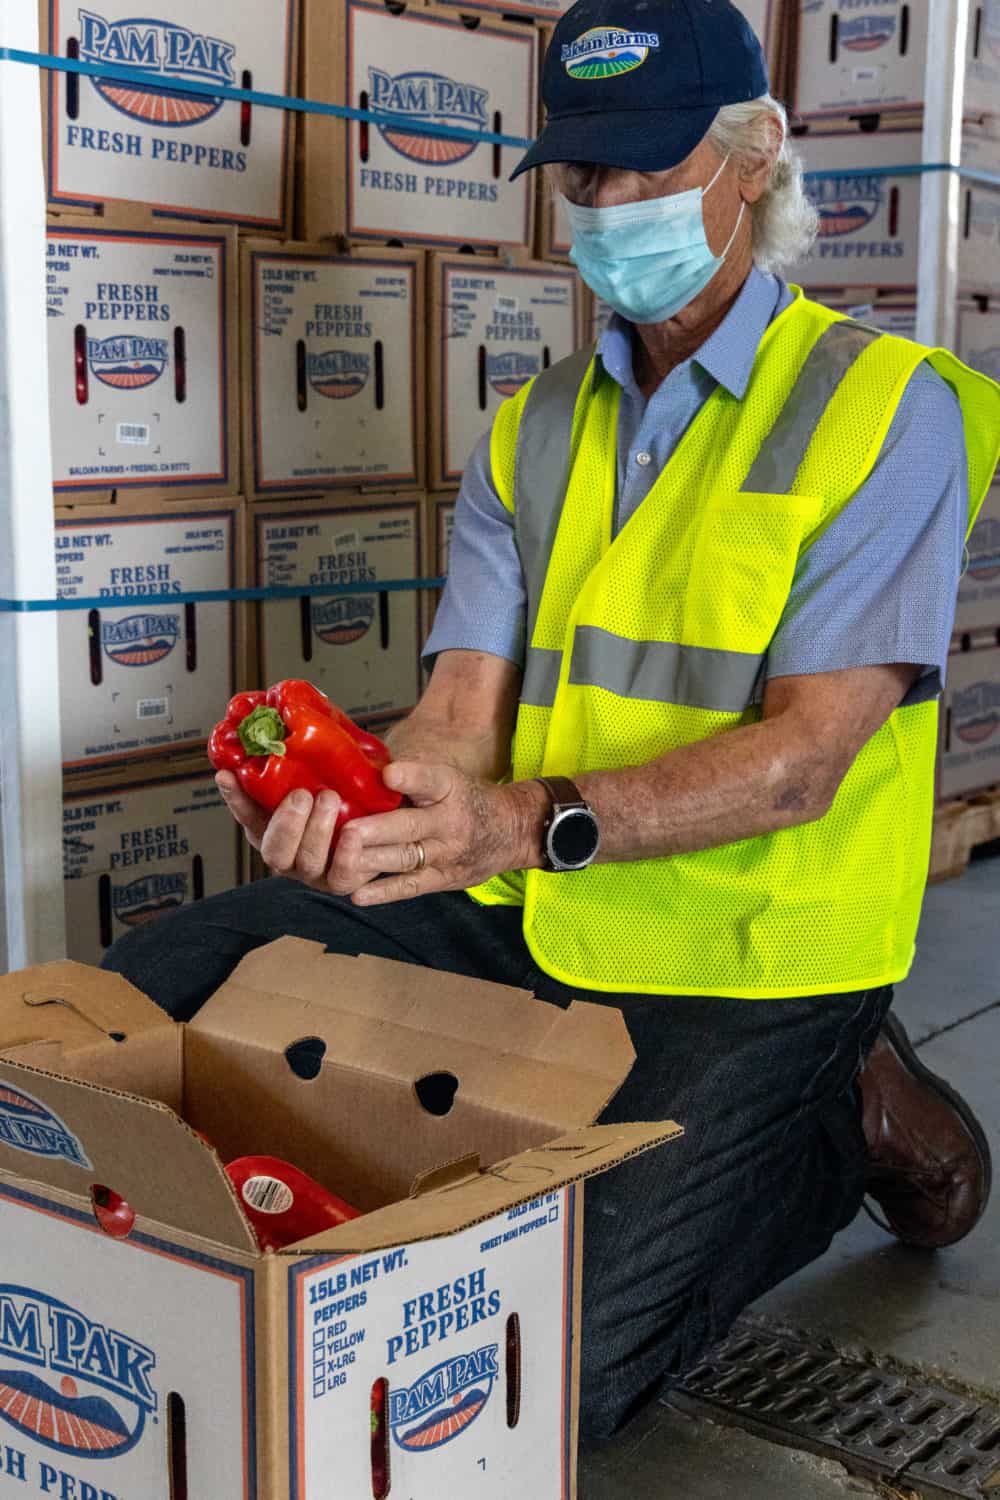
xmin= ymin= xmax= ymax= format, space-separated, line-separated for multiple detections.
xmin=238 ymin=704 xmax=287 ymax=758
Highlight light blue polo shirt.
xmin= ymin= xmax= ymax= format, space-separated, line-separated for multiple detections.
xmin=425 ymin=268 xmax=969 ymax=709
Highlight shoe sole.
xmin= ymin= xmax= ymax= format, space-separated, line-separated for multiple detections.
xmin=868 ymin=1011 xmax=993 ymax=1247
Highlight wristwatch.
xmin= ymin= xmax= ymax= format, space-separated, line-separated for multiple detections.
xmin=535 ymin=775 xmax=601 ymax=872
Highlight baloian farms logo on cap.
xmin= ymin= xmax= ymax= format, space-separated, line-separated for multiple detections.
xmin=307 ymin=349 xmax=370 ymax=400
xmin=0 ymin=1085 xmax=91 ymax=1170
xmin=77 ymin=9 xmax=237 ymax=126
xmin=87 ymin=334 xmax=169 ymax=390
xmin=0 ymin=1285 xmax=157 ymax=1458
xmin=101 ymin=612 xmax=181 ymax=667
xmin=367 ymin=68 xmax=489 ymax=165
xmin=561 ymin=26 xmax=660 ymax=80
xmin=389 ymin=1344 xmax=499 ymax=1451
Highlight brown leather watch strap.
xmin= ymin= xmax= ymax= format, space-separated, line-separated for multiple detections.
xmin=536 ymin=775 xmax=587 ymax=809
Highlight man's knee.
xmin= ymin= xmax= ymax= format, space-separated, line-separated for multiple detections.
xmin=100 ymin=902 xmax=247 ymax=1021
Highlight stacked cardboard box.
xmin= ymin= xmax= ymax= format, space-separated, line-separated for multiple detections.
xmin=42 ymin=1 xmax=303 ymax=962
xmin=785 ymin=0 xmax=1000 ymax=803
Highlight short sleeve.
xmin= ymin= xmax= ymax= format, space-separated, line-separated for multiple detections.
xmin=422 ymin=430 xmax=527 ymax=667
xmin=765 ymin=364 xmax=968 ymax=708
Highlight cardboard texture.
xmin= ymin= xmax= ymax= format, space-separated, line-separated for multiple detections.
xmin=429 ymin=253 xmax=582 ymax=489
xmin=43 ymin=0 xmax=298 ymax=230
xmin=789 ymin=125 xmax=1000 ymax=293
xmin=298 ymin=0 xmax=537 ymax=250
xmin=793 ymin=0 xmax=1000 ymax=119
xmin=419 ymin=490 xmax=456 ymax=654
xmin=63 ymin=766 xmax=243 ymax=969
xmin=47 ymin=213 xmax=239 ymax=502
xmin=55 ymin=498 xmax=242 ymax=770
xmin=252 ymin=494 xmax=423 ymax=724
xmin=956 ymin=487 xmax=1000 ymax=635
xmin=813 ymin=290 xmax=917 ymax=336
xmin=0 ymin=939 xmax=681 ymax=1500
xmin=939 ymin=636 xmax=1000 ymax=799
xmin=241 ymin=240 xmax=424 ymax=498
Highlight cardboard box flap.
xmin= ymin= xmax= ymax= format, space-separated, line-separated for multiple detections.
xmin=0 ymin=960 xmax=174 ymax=1055
xmin=282 ymin=1122 xmax=683 ymax=1255
xmin=191 ymin=938 xmax=636 ymax=1128
xmin=0 ymin=1059 xmax=256 ymax=1255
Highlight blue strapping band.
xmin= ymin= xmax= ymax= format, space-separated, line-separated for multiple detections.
xmin=0 ymin=578 xmax=447 ymax=613
xmin=804 ymin=161 xmax=1000 ymax=189
xmin=0 ymin=45 xmax=536 ymax=150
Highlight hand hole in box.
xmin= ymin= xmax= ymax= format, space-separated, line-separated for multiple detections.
xmin=284 ymin=1036 xmax=327 ymax=1081
xmin=109 ymin=1031 xmax=127 ymax=1043
xmin=167 ymin=1391 xmax=188 ymax=1500
xmin=91 ymin=1184 xmax=136 ymax=1239
xmin=370 ymin=1377 xmax=391 ymax=1498
xmin=414 ymin=1071 xmax=459 ymax=1116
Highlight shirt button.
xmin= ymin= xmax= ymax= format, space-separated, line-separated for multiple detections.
xmin=635 ymin=451 xmax=652 ymax=467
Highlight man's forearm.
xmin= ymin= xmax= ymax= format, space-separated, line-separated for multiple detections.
xmin=384 ymin=709 xmax=511 ymax=782
xmin=505 ymin=714 xmax=841 ymax=870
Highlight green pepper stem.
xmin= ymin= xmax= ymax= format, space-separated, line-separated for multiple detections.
xmin=238 ymin=703 xmax=288 ymax=757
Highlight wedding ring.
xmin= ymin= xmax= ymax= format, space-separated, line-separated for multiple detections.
xmin=414 ymin=840 xmax=426 ymax=872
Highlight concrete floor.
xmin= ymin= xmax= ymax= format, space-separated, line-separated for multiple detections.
xmin=581 ymin=852 xmax=1000 ymax=1499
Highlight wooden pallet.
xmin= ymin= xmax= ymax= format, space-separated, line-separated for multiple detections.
xmin=930 ymin=784 xmax=1000 ymax=883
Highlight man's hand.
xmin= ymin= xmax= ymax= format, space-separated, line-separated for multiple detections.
xmin=216 ymin=763 xmax=547 ymax=905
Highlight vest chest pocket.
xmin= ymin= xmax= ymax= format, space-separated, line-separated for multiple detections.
xmin=683 ymin=490 xmax=824 ymax=655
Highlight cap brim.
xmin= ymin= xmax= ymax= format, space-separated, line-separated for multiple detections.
xmin=509 ymin=105 xmax=719 ymax=181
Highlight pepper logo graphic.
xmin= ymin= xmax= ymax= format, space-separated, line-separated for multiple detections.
xmin=389 ymin=1345 xmax=498 ymax=1451
xmin=307 ymin=349 xmax=370 ymax=400
xmin=840 ymin=14 xmax=896 ymax=50
xmin=78 ymin=10 xmax=236 ymax=126
xmin=0 ymin=1287 xmax=156 ymax=1458
xmin=101 ymin=613 xmax=181 ymax=667
xmin=87 ymin=335 xmax=169 ymax=391
xmin=561 ymin=27 xmax=660 ymax=80
xmin=113 ymin=872 xmax=188 ymax=927
xmin=487 ymin=351 xmax=540 ymax=397
xmin=367 ymin=68 xmax=489 ymax=165
xmin=953 ymin=681 xmax=1000 ymax=744
xmin=807 ymin=175 xmax=882 ymax=237
xmin=0 ymin=1087 xmax=91 ymax=1170
xmin=312 ymin=596 xmax=375 ymax=645
xmin=968 ymin=517 xmax=1000 ymax=582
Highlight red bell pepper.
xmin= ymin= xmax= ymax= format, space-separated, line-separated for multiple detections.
xmin=225 ymin=1154 xmax=361 ymax=1251
xmin=207 ymin=679 xmax=401 ymax=832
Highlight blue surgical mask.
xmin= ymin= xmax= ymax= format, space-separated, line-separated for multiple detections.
xmin=563 ymin=156 xmax=745 ymax=325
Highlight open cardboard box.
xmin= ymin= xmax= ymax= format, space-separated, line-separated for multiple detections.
xmin=0 ymin=937 xmax=680 ymax=1499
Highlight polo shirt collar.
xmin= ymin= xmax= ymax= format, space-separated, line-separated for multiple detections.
xmin=592 ymin=266 xmax=785 ymax=401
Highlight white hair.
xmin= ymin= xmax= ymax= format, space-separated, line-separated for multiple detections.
xmin=706 ymin=95 xmax=818 ymax=273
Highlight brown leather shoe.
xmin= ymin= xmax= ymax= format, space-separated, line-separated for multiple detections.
xmin=860 ymin=1013 xmax=991 ymax=1248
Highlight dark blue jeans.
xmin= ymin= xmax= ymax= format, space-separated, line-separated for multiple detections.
xmin=101 ymin=880 xmax=893 ymax=1445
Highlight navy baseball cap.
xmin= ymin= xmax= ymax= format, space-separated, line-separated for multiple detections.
xmin=511 ymin=0 xmax=769 ymax=179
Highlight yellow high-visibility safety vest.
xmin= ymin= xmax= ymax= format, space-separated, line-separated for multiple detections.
xmin=468 ymin=287 xmax=1000 ymax=998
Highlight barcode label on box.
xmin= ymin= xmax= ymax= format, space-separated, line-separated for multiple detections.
xmin=117 ymin=422 xmax=150 ymax=445
xmin=137 ymin=697 xmax=168 ymax=720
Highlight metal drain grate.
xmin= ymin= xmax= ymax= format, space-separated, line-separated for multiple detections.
xmin=674 ymin=1319 xmax=1000 ymax=1497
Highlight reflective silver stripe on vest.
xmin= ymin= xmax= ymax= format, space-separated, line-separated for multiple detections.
xmin=513 ymin=318 xmax=883 ymax=714
xmin=521 ymin=646 xmax=563 ymax=707
xmin=742 ymin=319 xmax=881 ymax=494
xmin=514 ymin=346 xmax=595 ymax=643
xmin=570 ymin=627 xmax=765 ymax=712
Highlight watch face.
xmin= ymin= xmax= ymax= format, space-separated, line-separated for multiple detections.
xmin=552 ymin=808 xmax=600 ymax=868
